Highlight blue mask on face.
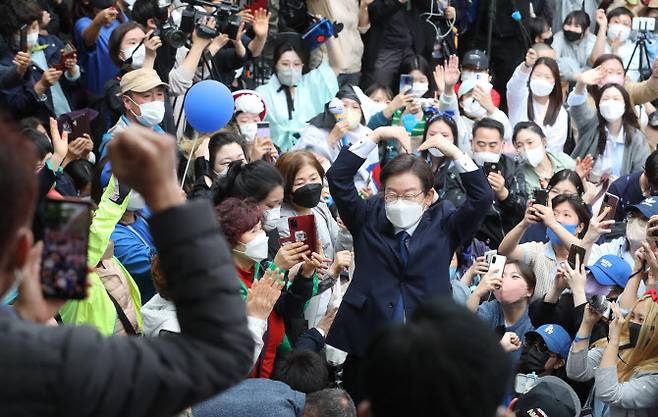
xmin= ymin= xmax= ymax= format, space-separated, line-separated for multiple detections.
xmin=546 ymin=223 xmax=579 ymax=247
xmin=449 ymin=266 xmax=458 ymax=281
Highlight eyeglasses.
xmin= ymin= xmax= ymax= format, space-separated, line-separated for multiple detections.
xmin=384 ymin=191 xmax=424 ymax=204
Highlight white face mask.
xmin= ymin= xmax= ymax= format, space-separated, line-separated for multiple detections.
xmin=463 ymin=98 xmax=487 ymax=119
xmin=473 ymin=151 xmax=501 ymax=166
xmin=529 ymin=78 xmax=554 ymax=97
xmin=123 ymin=44 xmax=145 ymax=69
xmin=521 ymin=145 xmax=546 ymax=167
xmin=372 ymin=101 xmax=388 ymax=114
xmin=236 ymin=232 xmax=269 ymax=263
xmin=239 ymin=122 xmax=258 ymax=142
xmin=607 ymin=24 xmax=631 ymax=43
xmin=27 ymin=32 xmax=39 ymax=48
xmin=129 ymin=98 xmax=165 ymax=127
xmin=127 ymin=191 xmax=146 ymax=211
xmin=262 ymin=207 xmax=280 ymax=232
xmin=385 ymin=199 xmax=425 ymax=229
xmin=599 ymin=99 xmax=625 ymax=122
xmin=626 ymin=217 xmax=646 ymax=250
xmin=277 ymin=68 xmax=302 ymax=86
xmin=461 ymin=71 xmax=477 ymax=82
xmin=410 ymin=82 xmax=429 ymax=98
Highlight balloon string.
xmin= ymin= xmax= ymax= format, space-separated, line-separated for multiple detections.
xmin=181 ymin=132 xmax=199 ymax=189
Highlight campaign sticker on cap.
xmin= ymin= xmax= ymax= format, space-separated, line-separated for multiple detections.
xmin=525 ymin=409 xmax=548 ymax=417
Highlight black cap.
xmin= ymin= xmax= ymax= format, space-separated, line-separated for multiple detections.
xmin=513 ymin=376 xmax=581 ymax=417
xmin=462 ymin=50 xmax=489 ymax=70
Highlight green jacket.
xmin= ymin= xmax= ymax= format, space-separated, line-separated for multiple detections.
xmin=59 ymin=177 xmax=143 ymax=336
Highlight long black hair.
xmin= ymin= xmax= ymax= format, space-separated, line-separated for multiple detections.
xmin=594 ymin=83 xmax=639 ymax=156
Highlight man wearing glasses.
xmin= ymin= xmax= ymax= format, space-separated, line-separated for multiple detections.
xmin=325 ymin=124 xmax=493 ymax=402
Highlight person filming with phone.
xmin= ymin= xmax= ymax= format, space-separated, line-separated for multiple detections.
xmin=325 ymin=123 xmax=493 ymax=402
xmin=442 ymin=118 xmax=527 ymax=249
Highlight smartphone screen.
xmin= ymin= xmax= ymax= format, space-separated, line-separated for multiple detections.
xmin=19 ymin=24 xmax=28 ymax=52
xmin=567 ymin=244 xmax=586 ymax=269
xmin=399 ymin=74 xmax=413 ymax=94
xmin=41 ymin=198 xmax=91 ymax=300
xmin=534 ymin=189 xmax=548 ymax=206
xmin=599 ymin=193 xmax=619 ymax=223
xmin=257 ymin=121 xmax=270 ymax=138
xmin=489 ymin=255 xmax=506 ymax=279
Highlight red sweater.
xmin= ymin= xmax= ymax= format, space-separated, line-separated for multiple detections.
xmin=237 ymin=266 xmax=285 ymax=378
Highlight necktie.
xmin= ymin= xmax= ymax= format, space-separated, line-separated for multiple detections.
xmin=393 ymin=231 xmax=410 ymax=322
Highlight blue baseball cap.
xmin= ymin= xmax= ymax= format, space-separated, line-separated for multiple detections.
xmin=526 ymin=324 xmax=572 ymax=359
xmin=627 ymin=197 xmax=658 ymax=219
xmin=586 ymin=255 xmax=632 ymax=288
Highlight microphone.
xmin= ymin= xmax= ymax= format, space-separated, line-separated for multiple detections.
xmin=328 ymin=98 xmax=349 ymax=147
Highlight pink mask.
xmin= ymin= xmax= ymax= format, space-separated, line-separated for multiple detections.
xmin=494 ymin=278 xmax=530 ymax=304
xmin=598 ymin=74 xmax=625 ymax=87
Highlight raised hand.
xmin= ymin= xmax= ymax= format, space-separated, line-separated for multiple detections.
xmin=443 ymin=54 xmax=461 ymax=91
xmin=252 ymin=8 xmax=271 ymax=38
xmin=246 ymin=268 xmax=285 ymax=320
xmin=524 ymin=48 xmax=538 ymax=69
xmin=48 ymin=117 xmax=68 ymax=170
xmin=575 ymin=154 xmax=594 ymax=179
xmin=372 ymin=126 xmax=411 ymax=153
xmin=500 ymin=332 xmax=522 ymax=352
xmin=328 ymin=250 xmax=352 ymax=278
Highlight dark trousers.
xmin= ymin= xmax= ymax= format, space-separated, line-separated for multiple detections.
xmin=342 ymin=354 xmax=366 ymax=406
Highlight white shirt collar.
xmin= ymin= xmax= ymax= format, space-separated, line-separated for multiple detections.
xmin=606 ymin=126 xmax=625 ymax=144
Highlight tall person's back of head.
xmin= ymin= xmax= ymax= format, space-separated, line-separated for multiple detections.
xmin=358 ymin=299 xmax=512 ymax=417
xmin=0 ymin=119 xmax=38 ymax=296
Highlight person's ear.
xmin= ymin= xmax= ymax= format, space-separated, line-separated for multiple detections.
xmin=553 ymin=358 xmax=566 ymax=369
xmin=357 ymin=400 xmax=374 ymax=417
xmin=425 ymin=188 xmax=436 ymax=207
xmin=147 ymin=18 xmax=157 ymax=30
xmin=9 ymin=227 xmax=33 ymax=272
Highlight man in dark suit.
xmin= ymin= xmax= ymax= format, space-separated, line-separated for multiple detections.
xmin=326 ymin=123 xmax=493 ymax=402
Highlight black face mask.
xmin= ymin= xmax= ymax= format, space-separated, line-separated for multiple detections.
xmin=291 ymin=183 xmax=323 ymax=208
xmin=519 ymin=346 xmax=551 ymax=375
xmin=627 ymin=322 xmax=642 ymax=349
xmin=563 ymin=30 xmax=583 ymax=42
xmin=543 ymin=35 xmax=554 ymax=46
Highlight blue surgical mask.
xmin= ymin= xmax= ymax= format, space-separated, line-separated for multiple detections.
xmin=449 ymin=266 xmax=458 ymax=281
xmin=546 ymin=223 xmax=579 ymax=247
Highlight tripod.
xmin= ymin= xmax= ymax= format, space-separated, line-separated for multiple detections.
xmin=625 ymin=31 xmax=653 ymax=81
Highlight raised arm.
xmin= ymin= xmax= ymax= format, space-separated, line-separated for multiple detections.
xmin=327 ymin=126 xmax=410 ymax=237
xmin=57 ymin=126 xmax=253 ymax=416
xmin=498 ymin=201 xmax=540 ymax=262
xmin=82 ymin=8 xmax=118 ymax=49
xmin=588 ymin=9 xmax=608 ymax=66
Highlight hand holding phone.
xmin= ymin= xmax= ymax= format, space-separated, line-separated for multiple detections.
xmin=567 ymin=244 xmax=586 ymax=270
xmin=489 ymin=255 xmax=506 ymax=279
xmin=598 ymin=193 xmax=619 ymax=228
xmin=483 ymin=162 xmax=500 ymax=176
xmin=40 ymin=198 xmax=91 ymax=300
xmin=399 ymin=74 xmax=413 ymax=94
xmin=534 ymin=189 xmax=548 ymax=206
xmin=19 ymin=24 xmax=28 ymax=52
xmin=288 ymin=215 xmax=317 ymax=253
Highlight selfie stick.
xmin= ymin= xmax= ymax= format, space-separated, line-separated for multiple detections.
xmin=181 ymin=131 xmax=200 ymax=188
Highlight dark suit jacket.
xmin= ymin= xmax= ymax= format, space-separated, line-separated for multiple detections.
xmin=326 ymin=148 xmax=494 ymax=356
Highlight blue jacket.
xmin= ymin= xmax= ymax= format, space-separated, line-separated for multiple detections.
xmin=0 ymin=34 xmax=81 ymax=121
xmin=326 ymin=148 xmax=493 ymax=356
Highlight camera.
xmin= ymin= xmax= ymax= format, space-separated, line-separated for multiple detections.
xmin=588 ymin=295 xmax=612 ymax=320
xmin=632 ymin=17 xmax=655 ymax=32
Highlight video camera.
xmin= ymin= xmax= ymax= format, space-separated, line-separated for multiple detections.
xmin=152 ymin=0 xmax=242 ymax=48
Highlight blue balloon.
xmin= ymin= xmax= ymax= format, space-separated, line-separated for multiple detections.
xmin=184 ymin=80 xmax=234 ymax=133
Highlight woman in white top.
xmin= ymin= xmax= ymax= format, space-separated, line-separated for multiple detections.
xmin=507 ymin=49 xmax=569 ymax=154
xmin=568 ymin=68 xmax=649 ymax=181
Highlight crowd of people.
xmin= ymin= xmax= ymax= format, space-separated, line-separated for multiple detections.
xmin=2 ymin=0 xmax=658 ymax=416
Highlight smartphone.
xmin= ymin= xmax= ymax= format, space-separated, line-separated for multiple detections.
xmin=514 ymin=373 xmax=540 ymax=395
xmin=588 ymin=295 xmax=612 ymax=321
xmin=19 ymin=24 xmax=28 ymax=52
xmin=484 ymin=249 xmax=497 ymax=266
xmin=399 ymin=74 xmax=413 ymax=94
xmin=58 ymin=112 xmax=91 ymax=142
xmin=40 ymin=198 xmax=92 ymax=300
xmin=246 ymin=0 xmax=268 ymax=13
xmin=483 ymin=162 xmax=500 ymax=176
xmin=489 ymin=254 xmax=506 ymax=279
xmin=534 ymin=189 xmax=548 ymax=206
xmin=257 ymin=121 xmax=270 ymax=138
xmin=568 ymin=244 xmax=586 ymax=269
xmin=598 ymin=193 xmax=619 ymax=224
xmin=288 ymin=215 xmax=317 ymax=252
xmin=54 ymin=43 xmax=77 ymax=71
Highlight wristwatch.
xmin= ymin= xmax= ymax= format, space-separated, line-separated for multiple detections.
xmin=36 ymin=93 xmax=47 ymax=102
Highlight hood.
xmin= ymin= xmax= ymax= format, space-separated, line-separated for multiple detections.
xmin=140 ymin=293 xmax=179 ymax=337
